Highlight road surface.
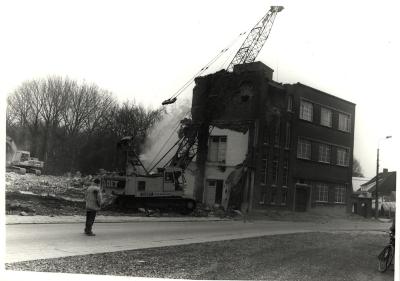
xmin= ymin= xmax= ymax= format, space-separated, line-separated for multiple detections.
xmin=6 ymin=219 xmax=389 ymax=263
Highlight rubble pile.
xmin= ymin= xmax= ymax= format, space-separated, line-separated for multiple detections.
xmin=192 ymin=203 xmax=240 ymax=218
xmin=5 ymin=172 xmax=90 ymax=216
xmin=6 ymin=172 xmax=89 ymax=200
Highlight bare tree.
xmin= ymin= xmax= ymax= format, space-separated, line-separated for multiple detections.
xmin=7 ymin=77 xmax=165 ymax=174
xmin=111 ymin=101 xmax=164 ymax=151
xmin=353 ymin=158 xmax=364 ymax=177
xmin=38 ymin=77 xmax=72 ymax=165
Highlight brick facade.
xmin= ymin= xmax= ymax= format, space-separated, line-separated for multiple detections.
xmin=191 ymin=62 xmax=355 ymax=213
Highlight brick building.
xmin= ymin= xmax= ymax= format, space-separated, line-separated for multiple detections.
xmin=190 ymin=62 xmax=355 ymax=213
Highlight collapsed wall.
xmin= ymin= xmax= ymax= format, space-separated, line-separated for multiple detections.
xmin=190 ymin=62 xmax=286 ymax=205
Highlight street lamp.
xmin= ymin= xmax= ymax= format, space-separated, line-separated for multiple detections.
xmin=375 ymin=135 xmax=392 ymax=219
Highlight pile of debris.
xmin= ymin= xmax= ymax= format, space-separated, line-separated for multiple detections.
xmin=5 ymin=172 xmax=92 ymax=216
xmin=6 ymin=172 xmax=90 ymax=200
xmin=192 ymin=203 xmax=241 ymax=218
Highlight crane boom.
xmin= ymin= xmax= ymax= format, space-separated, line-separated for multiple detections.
xmin=227 ymin=6 xmax=283 ymax=72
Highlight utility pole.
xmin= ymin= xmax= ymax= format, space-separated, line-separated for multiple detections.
xmin=375 ymin=136 xmax=392 ymax=219
xmin=375 ymin=147 xmax=379 ymax=219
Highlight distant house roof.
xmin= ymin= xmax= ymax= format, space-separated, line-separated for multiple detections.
xmin=359 ymin=170 xmax=396 ymax=195
xmin=352 ymin=177 xmax=371 ymax=192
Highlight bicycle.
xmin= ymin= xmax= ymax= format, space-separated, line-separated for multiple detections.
xmin=378 ymin=231 xmax=395 ymax=273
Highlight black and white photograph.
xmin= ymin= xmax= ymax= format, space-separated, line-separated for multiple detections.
xmin=1 ymin=0 xmax=399 ymax=280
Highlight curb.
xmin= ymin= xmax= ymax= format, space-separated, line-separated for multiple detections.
xmin=5 ymin=215 xmax=230 ymax=225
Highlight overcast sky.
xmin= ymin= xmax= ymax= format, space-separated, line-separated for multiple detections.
xmin=1 ymin=0 xmax=399 ymax=178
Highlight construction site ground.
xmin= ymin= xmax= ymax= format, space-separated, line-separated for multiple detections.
xmin=5 ymin=172 xmax=236 ymax=219
xmin=5 ymin=172 xmax=387 ymax=224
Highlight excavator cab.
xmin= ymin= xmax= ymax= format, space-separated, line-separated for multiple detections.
xmin=163 ymin=167 xmax=185 ymax=192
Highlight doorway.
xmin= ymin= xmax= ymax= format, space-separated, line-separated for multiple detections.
xmin=295 ymin=186 xmax=308 ymax=212
xmin=206 ymin=179 xmax=224 ymax=205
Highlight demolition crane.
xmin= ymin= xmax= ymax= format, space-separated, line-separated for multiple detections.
xmin=101 ymin=5 xmax=283 ymax=213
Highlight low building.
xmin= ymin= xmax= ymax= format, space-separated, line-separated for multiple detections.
xmin=358 ymin=169 xmax=396 ymax=217
xmin=352 ymin=177 xmax=371 ymax=192
xmin=359 ymin=169 xmax=396 ymax=199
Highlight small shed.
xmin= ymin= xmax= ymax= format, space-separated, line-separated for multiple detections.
xmin=350 ymin=192 xmax=372 ymax=218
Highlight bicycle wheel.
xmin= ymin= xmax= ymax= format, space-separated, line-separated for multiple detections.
xmin=378 ymin=245 xmax=392 ymax=273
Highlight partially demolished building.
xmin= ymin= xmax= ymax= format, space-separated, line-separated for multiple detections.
xmin=191 ymin=62 xmax=355 ymax=213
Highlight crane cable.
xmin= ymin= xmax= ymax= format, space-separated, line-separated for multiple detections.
xmin=150 ymin=32 xmax=248 ymax=171
xmin=163 ymin=31 xmax=247 ymax=102
xmin=145 ymin=121 xmax=181 ymax=171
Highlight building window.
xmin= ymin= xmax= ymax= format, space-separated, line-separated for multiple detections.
xmin=297 ymin=139 xmax=311 ymax=160
xmin=274 ymin=117 xmax=280 ymax=145
xmin=318 ymin=144 xmax=331 ymax=163
xmin=300 ymin=100 xmax=313 ymax=121
xmin=282 ymin=158 xmax=289 ymax=186
xmin=285 ymin=122 xmax=291 ymax=149
xmin=270 ymin=188 xmax=277 ymax=204
xmin=272 ymin=155 xmax=279 ymax=185
xmin=287 ymin=96 xmax=293 ymax=112
xmin=335 ymin=185 xmax=346 ymax=203
xmin=337 ymin=148 xmax=349 ymax=166
xmin=316 ymin=183 xmax=329 ymax=202
xmin=260 ymin=152 xmax=268 ymax=185
xmin=320 ymin=108 xmax=332 ymax=127
xmin=208 ymin=136 xmax=227 ymax=163
xmin=282 ymin=187 xmax=288 ymax=205
xmin=338 ymin=113 xmax=351 ymax=132
xmin=263 ymin=125 xmax=269 ymax=144
xmin=259 ymin=192 xmax=266 ymax=205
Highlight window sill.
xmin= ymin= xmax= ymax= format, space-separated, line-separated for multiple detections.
xmin=297 ymin=156 xmax=311 ymax=161
xmin=299 ymin=117 xmax=313 ymax=123
xmin=320 ymin=123 xmax=332 ymax=128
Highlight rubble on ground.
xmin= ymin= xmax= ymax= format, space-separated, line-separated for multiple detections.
xmin=6 ymin=172 xmax=90 ymax=199
xmin=192 ymin=203 xmax=241 ymax=218
xmin=6 ymin=172 xmax=92 ymax=216
xmin=5 ymin=172 xmax=237 ymax=218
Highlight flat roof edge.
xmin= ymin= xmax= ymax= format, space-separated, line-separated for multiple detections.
xmin=288 ymin=82 xmax=356 ymax=106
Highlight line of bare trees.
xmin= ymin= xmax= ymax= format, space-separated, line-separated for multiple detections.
xmin=6 ymin=77 xmax=164 ymax=175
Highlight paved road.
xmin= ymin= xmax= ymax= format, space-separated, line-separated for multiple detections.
xmin=6 ymin=219 xmax=389 ymax=263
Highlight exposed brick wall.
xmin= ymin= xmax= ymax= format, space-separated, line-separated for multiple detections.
xmin=191 ymin=62 xmax=355 ymax=214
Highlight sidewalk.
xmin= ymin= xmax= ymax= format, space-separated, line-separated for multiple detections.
xmin=6 ymin=214 xmax=229 ymax=224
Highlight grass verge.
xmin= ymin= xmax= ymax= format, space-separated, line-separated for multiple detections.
xmin=6 ymin=231 xmax=394 ymax=281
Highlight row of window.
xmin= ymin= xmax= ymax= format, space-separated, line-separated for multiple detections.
xmin=315 ymin=183 xmax=346 ymax=204
xmin=260 ymin=151 xmax=289 ymax=186
xmin=263 ymin=120 xmax=291 ymax=148
xmin=208 ymin=136 xmax=227 ymax=162
xmin=259 ymin=183 xmax=346 ymax=206
xmin=297 ymin=139 xmax=350 ymax=166
xmin=260 ymin=186 xmax=289 ymax=206
xmin=299 ymin=100 xmax=351 ymax=132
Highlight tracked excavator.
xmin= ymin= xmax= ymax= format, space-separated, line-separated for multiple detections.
xmin=6 ymin=136 xmax=44 ymax=175
xmin=101 ymin=121 xmax=198 ymax=214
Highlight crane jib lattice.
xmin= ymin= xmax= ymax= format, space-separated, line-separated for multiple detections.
xmin=227 ymin=6 xmax=283 ymax=72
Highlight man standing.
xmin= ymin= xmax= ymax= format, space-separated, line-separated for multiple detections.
xmin=84 ymin=178 xmax=102 ymax=236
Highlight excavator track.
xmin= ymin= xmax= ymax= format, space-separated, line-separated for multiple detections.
xmin=115 ymin=196 xmax=196 ymax=214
